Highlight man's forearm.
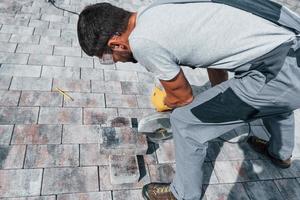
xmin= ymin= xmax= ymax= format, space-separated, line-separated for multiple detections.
xmin=207 ymin=68 xmax=228 ymax=86
xmin=160 ymin=69 xmax=193 ymax=108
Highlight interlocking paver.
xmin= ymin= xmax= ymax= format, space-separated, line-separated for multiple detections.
xmin=113 ymin=190 xmax=143 ymax=200
xmin=148 ymin=163 xmax=175 ymax=183
xmin=0 ymin=169 xmax=43 ymax=197
xmin=39 ymin=107 xmax=82 ymax=124
xmin=109 ymin=155 xmax=140 ymax=184
xmin=91 ymin=81 xmax=122 ymax=94
xmin=20 ymin=91 xmax=62 ymax=107
xmin=0 ymin=145 xmax=26 ymax=169
xmin=53 ymin=79 xmax=91 ymax=92
xmin=0 ymin=91 xmax=20 ymax=106
xmin=99 ymin=165 xmax=150 ymax=190
xmin=100 ymin=127 xmax=148 ymax=155
xmin=0 ymin=33 xmax=11 ymax=42
xmin=80 ymin=144 xmax=109 ymax=166
xmin=28 ymin=19 xmax=49 ymax=28
xmin=24 ymin=144 xmax=79 ymax=168
xmin=83 ymin=108 xmax=118 ymax=125
xmin=16 ymin=44 xmax=53 ymax=55
xmin=65 ymin=56 xmax=94 ymax=68
xmin=104 ymin=70 xmax=139 ymax=82
xmin=0 ymin=64 xmax=41 ymax=78
xmin=40 ymin=36 xmax=72 ymax=47
xmin=41 ymin=14 xmax=68 ymax=23
xmin=57 ymin=192 xmax=112 ymax=200
xmin=121 ymin=81 xmax=154 ymax=96
xmin=63 ymin=125 xmax=102 ymax=144
xmin=105 ymin=94 xmax=138 ymax=108
xmin=42 ymin=167 xmax=98 ymax=195
xmin=28 ymin=54 xmax=64 ymax=67
xmin=0 ymin=196 xmax=56 ymax=200
xmin=12 ymin=125 xmax=62 ymax=144
xmin=244 ymin=181 xmax=284 ymax=200
xmin=204 ymin=183 xmax=250 ymax=200
xmin=0 ymin=25 xmax=34 ymax=35
xmin=118 ymin=108 xmax=155 ymax=120
xmin=274 ymin=178 xmax=300 ymax=200
xmin=277 ymin=159 xmax=300 ymax=178
xmin=0 ymin=125 xmax=13 ymax=144
xmin=63 ymin=93 xmax=105 ymax=108
xmin=136 ymin=95 xmax=153 ymax=109
xmin=54 ymin=46 xmax=81 ymax=57
xmin=0 ymin=42 xmax=17 ymax=53
xmin=232 ymin=160 xmax=259 ymax=182
xmin=9 ymin=34 xmax=40 ymax=44
xmin=41 ymin=66 xmax=80 ymax=79
xmin=214 ymin=161 xmax=239 ymax=183
xmin=81 ymin=68 xmax=104 ymax=81
xmin=34 ymin=28 xmax=61 ymax=37
xmin=0 ymin=107 xmax=39 ymax=125
xmin=0 ymin=52 xmax=29 ymax=65
xmin=10 ymin=77 xmax=52 ymax=91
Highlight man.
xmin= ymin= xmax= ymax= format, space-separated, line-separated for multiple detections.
xmin=77 ymin=1 xmax=300 ymax=199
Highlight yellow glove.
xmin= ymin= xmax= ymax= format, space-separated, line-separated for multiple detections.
xmin=151 ymin=86 xmax=172 ymax=112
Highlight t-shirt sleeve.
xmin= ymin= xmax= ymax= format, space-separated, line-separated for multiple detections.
xmin=129 ymin=38 xmax=181 ymax=81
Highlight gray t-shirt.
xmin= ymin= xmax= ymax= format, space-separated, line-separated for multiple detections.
xmin=129 ymin=2 xmax=296 ymax=80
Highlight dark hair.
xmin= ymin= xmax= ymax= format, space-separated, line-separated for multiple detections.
xmin=77 ymin=3 xmax=131 ymax=56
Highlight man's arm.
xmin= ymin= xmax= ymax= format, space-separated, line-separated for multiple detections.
xmin=207 ymin=68 xmax=228 ymax=86
xmin=160 ymin=69 xmax=194 ymax=108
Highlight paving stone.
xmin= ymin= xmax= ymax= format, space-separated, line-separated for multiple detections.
xmin=0 ymin=33 xmax=11 ymax=42
xmin=28 ymin=54 xmax=65 ymax=67
xmin=232 ymin=160 xmax=259 ymax=182
xmin=106 ymin=94 xmax=138 ymax=108
xmin=121 ymin=81 xmax=154 ymax=96
xmin=0 ymin=64 xmax=41 ymax=78
xmin=100 ymin=127 xmax=147 ymax=155
xmin=16 ymin=44 xmax=53 ymax=55
xmin=116 ymin=62 xmax=147 ymax=72
xmin=203 ymin=162 xmax=219 ymax=184
xmin=0 ymin=107 xmax=39 ymax=125
xmin=64 ymin=93 xmax=105 ymax=108
xmin=28 ymin=19 xmax=49 ymax=28
xmin=53 ymin=79 xmax=91 ymax=92
xmin=54 ymin=46 xmax=81 ymax=57
xmin=12 ymin=125 xmax=62 ymax=144
xmin=109 ymin=155 xmax=140 ymax=184
xmin=277 ymin=159 xmax=300 ymax=178
xmin=136 ymin=95 xmax=153 ymax=109
xmin=148 ymin=163 xmax=175 ymax=183
xmin=61 ymin=29 xmax=77 ymax=41
xmin=63 ymin=125 xmax=102 ymax=144
xmin=219 ymin=142 xmax=260 ymax=161
xmin=24 ymin=144 xmax=79 ymax=168
xmin=83 ymin=108 xmax=118 ymax=125
xmin=213 ymin=161 xmax=239 ymax=183
xmin=0 ymin=25 xmax=34 ymax=35
xmin=244 ymin=181 xmax=284 ymax=200
xmin=41 ymin=14 xmax=69 ymax=23
xmin=104 ymin=70 xmax=139 ymax=82
xmin=0 ymin=169 xmax=43 ymax=197
xmin=0 ymin=196 xmax=56 ymax=200
xmin=204 ymin=183 xmax=250 ymax=200
xmin=156 ymin=140 xmax=175 ymax=164
xmin=10 ymin=77 xmax=52 ymax=91
xmin=20 ymin=91 xmax=63 ymax=107
xmin=9 ymin=34 xmax=40 ymax=44
xmin=0 ymin=52 xmax=29 ymax=65
xmin=80 ymin=144 xmax=109 ymax=166
xmin=274 ymin=178 xmax=300 ymax=200
xmin=0 ymin=42 xmax=17 ymax=53
xmin=49 ymin=22 xmax=76 ymax=30
xmin=0 ymin=91 xmax=20 ymax=106
xmin=42 ymin=167 xmax=98 ymax=195
xmin=99 ymin=165 xmax=150 ymax=190
xmin=0 ymin=125 xmax=13 ymax=144
xmin=0 ymin=17 xmax=29 ymax=26
xmin=113 ymin=189 xmax=144 ymax=200
xmin=249 ymin=159 xmax=282 ymax=180
xmin=41 ymin=36 xmax=72 ymax=47
xmin=39 ymin=107 xmax=82 ymax=124
xmin=81 ymin=68 xmax=104 ymax=81
xmin=57 ymin=192 xmax=112 ymax=200
xmin=0 ymin=145 xmax=26 ymax=169
xmin=91 ymin=81 xmax=122 ymax=93
xmin=41 ymin=66 xmax=80 ymax=79
xmin=65 ymin=57 xmax=94 ymax=68
xmin=118 ymin=108 xmax=155 ymax=120
xmin=34 ymin=28 xmax=61 ymax=37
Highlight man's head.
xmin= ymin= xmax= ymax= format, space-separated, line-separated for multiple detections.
xmin=77 ymin=3 xmax=137 ymax=63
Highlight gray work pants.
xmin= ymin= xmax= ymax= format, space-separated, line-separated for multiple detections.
xmin=170 ymin=41 xmax=300 ymax=200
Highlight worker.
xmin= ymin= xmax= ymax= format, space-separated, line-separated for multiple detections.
xmin=77 ymin=1 xmax=300 ymax=199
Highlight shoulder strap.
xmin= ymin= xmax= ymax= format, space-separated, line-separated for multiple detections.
xmin=139 ymin=0 xmax=300 ymax=34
